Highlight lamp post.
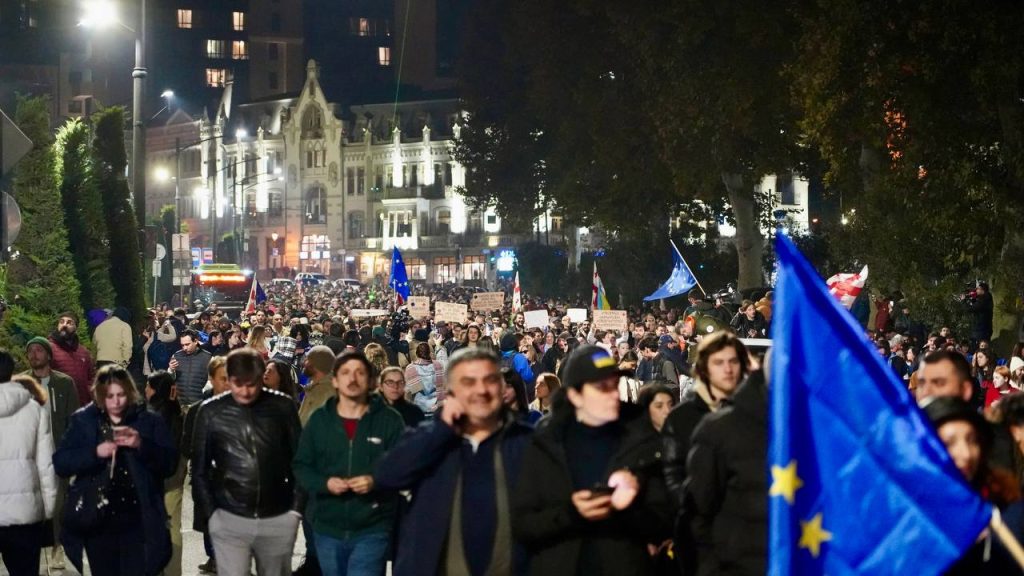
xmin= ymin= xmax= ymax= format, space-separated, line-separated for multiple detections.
xmin=80 ymin=0 xmax=147 ymax=239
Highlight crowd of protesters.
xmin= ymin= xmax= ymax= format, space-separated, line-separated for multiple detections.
xmin=0 ymin=276 xmax=1022 ymax=576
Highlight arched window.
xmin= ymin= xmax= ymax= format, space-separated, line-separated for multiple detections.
xmin=302 ymin=104 xmax=324 ymax=139
xmin=348 ymin=211 xmax=364 ymax=239
xmin=305 ymin=186 xmax=327 ymax=224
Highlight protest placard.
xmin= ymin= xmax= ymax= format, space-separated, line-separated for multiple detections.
xmin=524 ymin=309 xmax=550 ymax=329
xmin=567 ymin=308 xmax=588 ymax=323
xmin=349 ymin=309 xmax=390 ymax=318
xmin=407 ymin=296 xmax=430 ymax=318
xmin=435 ymin=302 xmax=468 ymax=324
xmin=470 ymin=292 xmax=505 ymax=312
xmin=592 ymin=309 xmax=628 ymax=332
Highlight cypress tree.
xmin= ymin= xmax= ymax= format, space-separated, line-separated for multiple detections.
xmin=92 ymin=107 xmax=146 ymax=324
xmin=2 ymin=95 xmax=84 ymax=349
xmin=54 ymin=118 xmax=116 ymax=312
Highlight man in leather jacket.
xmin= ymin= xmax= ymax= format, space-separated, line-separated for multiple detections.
xmin=191 ymin=348 xmax=306 ymax=576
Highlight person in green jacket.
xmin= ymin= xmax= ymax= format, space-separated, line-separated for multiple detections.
xmin=294 ymin=351 xmax=405 ymax=575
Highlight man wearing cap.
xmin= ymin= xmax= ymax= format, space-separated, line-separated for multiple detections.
xmin=299 ymin=345 xmax=340 ymax=427
xmin=24 ymin=336 xmax=78 ymax=570
xmin=47 ymin=312 xmax=95 ymax=406
xmin=375 ymin=348 xmax=534 ymax=576
xmin=512 ymin=344 xmax=671 ymax=575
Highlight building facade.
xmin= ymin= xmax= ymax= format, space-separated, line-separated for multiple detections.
xmin=147 ymin=60 xmax=526 ymax=286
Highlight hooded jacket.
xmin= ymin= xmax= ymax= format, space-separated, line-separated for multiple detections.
xmin=684 ymin=371 xmax=768 ymax=576
xmin=0 ymin=382 xmax=57 ymax=526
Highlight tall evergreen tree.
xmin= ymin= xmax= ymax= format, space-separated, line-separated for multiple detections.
xmin=2 ymin=95 xmax=84 ymax=348
xmin=54 ymin=118 xmax=116 ymax=312
xmin=92 ymin=107 xmax=146 ymax=325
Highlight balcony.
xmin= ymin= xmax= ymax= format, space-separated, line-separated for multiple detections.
xmin=374 ymin=184 xmax=446 ymax=200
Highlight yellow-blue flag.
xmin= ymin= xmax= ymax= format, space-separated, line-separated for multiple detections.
xmin=769 ymin=233 xmax=991 ymax=575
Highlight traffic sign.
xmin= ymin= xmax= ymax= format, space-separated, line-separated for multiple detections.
xmin=1 ymin=108 xmax=32 ymax=177
xmin=152 ymin=259 xmax=162 ymax=277
xmin=155 ymin=243 xmax=166 ymax=260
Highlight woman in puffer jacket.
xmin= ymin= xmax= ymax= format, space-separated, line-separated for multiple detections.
xmin=0 ymin=351 xmax=57 ymax=576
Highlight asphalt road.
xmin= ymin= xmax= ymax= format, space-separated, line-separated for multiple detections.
xmin=2 ymin=484 xmax=310 ymax=576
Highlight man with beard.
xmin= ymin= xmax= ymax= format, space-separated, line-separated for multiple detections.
xmin=48 ymin=312 xmax=95 ymax=405
xmin=298 ymin=345 xmax=339 ymax=426
xmin=23 ymin=336 xmax=78 ymax=570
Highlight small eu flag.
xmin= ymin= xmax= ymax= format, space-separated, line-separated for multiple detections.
xmin=390 ymin=247 xmax=410 ymax=305
xmin=769 ymin=233 xmax=990 ymax=575
xmin=643 ymin=241 xmax=698 ymax=301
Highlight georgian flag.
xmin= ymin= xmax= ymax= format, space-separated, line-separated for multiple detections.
xmin=826 ymin=265 xmax=868 ymax=310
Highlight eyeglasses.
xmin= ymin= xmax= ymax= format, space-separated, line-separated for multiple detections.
xmin=381 ymin=379 xmax=404 ymax=387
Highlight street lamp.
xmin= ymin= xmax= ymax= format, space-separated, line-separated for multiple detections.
xmin=80 ymin=0 xmax=148 ymax=239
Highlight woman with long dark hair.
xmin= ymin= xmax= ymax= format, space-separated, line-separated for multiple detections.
xmin=145 ymin=372 xmax=185 ymax=576
xmin=54 ymin=366 xmax=177 ymax=576
xmin=264 ymin=358 xmax=299 ymax=403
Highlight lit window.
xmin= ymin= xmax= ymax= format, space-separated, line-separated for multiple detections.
xmin=207 ymin=40 xmax=226 ymax=59
xmin=232 ymin=40 xmax=248 ymax=60
xmin=177 ymin=9 xmax=192 ymax=28
xmin=233 ymin=11 xmax=245 ymax=31
xmin=378 ymin=46 xmax=391 ymax=66
xmin=359 ymin=18 xmax=370 ymax=36
xmin=206 ymin=68 xmax=227 ymax=87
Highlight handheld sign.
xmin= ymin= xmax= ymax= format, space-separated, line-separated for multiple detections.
xmin=407 ymin=296 xmax=430 ymax=318
xmin=524 ymin=309 xmax=550 ymax=329
xmin=349 ymin=309 xmax=390 ymax=318
xmin=567 ymin=308 xmax=588 ymax=323
xmin=435 ymin=302 xmax=468 ymax=325
xmin=592 ymin=309 xmax=628 ymax=332
xmin=471 ymin=292 xmax=505 ymax=312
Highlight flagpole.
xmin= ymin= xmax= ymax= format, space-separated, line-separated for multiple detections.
xmin=991 ymin=507 xmax=1024 ymax=570
xmin=670 ymin=239 xmax=706 ymax=296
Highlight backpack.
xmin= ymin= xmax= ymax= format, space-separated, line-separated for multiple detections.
xmin=501 ymin=353 xmax=515 ymax=373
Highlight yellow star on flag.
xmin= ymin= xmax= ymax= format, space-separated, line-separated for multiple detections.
xmin=769 ymin=460 xmax=803 ymax=504
xmin=799 ymin=513 xmax=833 ymax=558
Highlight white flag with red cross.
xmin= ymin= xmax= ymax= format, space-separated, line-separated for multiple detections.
xmin=826 ymin=265 xmax=868 ymax=310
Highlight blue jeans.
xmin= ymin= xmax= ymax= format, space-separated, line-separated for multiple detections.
xmin=314 ymin=531 xmax=389 ymax=576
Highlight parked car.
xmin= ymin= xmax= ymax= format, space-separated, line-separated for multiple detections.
xmin=295 ymin=272 xmax=329 ymax=286
xmin=270 ymin=278 xmax=294 ymax=287
xmin=333 ymin=278 xmax=362 ymax=289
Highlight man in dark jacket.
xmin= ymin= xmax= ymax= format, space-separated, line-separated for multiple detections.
xmin=512 ymin=344 xmax=672 ymax=576
xmin=662 ymin=332 xmax=750 ymax=575
xmin=170 ymin=329 xmax=212 ymax=405
xmin=375 ymin=348 xmax=533 ymax=576
xmin=965 ymin=282 xmax=994 ymax=344
xmin=685 ymin=370 xmax=768 ymax=576
xmin=191 ymin=348 xmax=305 ymax=576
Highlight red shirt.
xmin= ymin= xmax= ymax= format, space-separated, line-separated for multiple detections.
xmin=342 ymin=418 xmax=358 ymax=440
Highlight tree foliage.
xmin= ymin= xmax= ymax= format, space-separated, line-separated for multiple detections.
xmin=790 ymin=0 xmax=1024 ymax=344
xmin=92 ymin=107 xmax=146 ymax=325
xmin=1 ymin=95 xmax=84 ymax=350
xmin=54 ymin=118 xmax=116 ymax=312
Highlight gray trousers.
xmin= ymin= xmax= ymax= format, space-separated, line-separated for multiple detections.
xmin=209 ymin=509 xmax=300 ymax=576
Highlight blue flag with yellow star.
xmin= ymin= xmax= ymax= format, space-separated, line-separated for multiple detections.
xmin=769 ymin=233 xmax=991 ymax=575
xmin=389 ymin=247 xmax=410 ymax=305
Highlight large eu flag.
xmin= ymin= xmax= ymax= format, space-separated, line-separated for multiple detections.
xmin=769 ymin=234 xmax=990 ymax=575
xmin=389 ymin=247 xmax=410 ymax=304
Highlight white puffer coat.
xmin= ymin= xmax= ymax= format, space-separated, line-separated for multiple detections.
xmin=0 ymin=381 xmax=56 ymax=526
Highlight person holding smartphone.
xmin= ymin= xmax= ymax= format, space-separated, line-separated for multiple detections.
xmin=512 ymin=345 xmax=672 ymax=576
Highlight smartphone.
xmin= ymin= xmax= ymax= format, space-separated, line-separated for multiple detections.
xmin=589 ymin=484 xmax=614 ymax=496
